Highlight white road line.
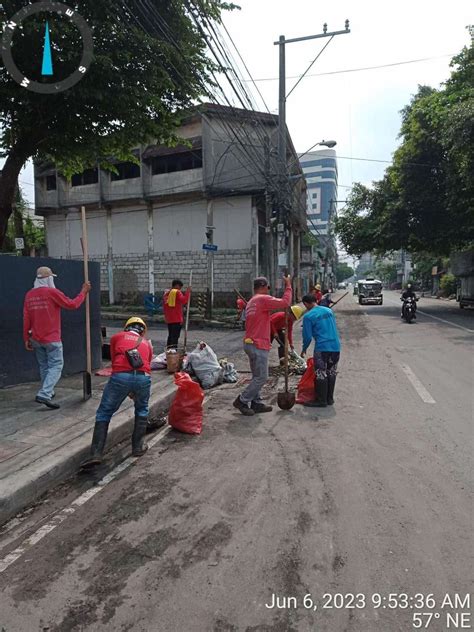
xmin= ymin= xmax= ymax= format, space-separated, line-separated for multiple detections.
xmin=382 ymin=296 xmax=474 ymax=333
xmin=416 ymin=308 xmax=474 ymax=333
xmin=0 ymin=424 xmax=171 ymax=574
xmin=400 ymin=364 xmax=436 ymax=404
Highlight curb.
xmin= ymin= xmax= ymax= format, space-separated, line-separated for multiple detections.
xmin=101 ymin=314 xmax=238 ymax=330
xmin=0 ymin=380 xmax=177 ymax=527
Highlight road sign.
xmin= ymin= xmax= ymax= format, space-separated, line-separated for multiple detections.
xmin=202 ymin=244 xmax=218 ymax=252
xmin=15 ymin=238 xmax=25 ymax=250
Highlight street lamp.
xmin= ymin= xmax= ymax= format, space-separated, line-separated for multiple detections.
xmin=316 ymin=139 xmax=337 ymax=149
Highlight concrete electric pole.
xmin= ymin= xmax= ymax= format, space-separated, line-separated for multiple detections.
xmin=274 ymin=21 xmax=350 ymax=288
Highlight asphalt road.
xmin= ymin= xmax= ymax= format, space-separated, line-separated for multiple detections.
xmin=0 ymin=294 xmax=472 ymax=632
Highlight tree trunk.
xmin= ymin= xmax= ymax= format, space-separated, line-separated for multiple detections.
xmin=0 ymin=145 xmax=31 ymax=248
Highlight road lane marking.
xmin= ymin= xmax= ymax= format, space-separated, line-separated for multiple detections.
xmin=382 ymin=296 xmax=474 ymax=333
xmin=0 ymin=424 xmax=171 ymax=574
xmin=400 ymin=364 xmax=436 ymax=404
xmin=415 ymin=308 xmax=474 ymax=333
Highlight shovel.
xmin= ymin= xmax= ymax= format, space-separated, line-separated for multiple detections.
xmin=81 ymin=206 xmax=92 ymax=400
xmin=277 ymin=308 xmax=296 ymax=410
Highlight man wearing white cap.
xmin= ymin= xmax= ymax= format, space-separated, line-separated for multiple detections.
xmin=23 ymin=266 xmax=91 ymax=409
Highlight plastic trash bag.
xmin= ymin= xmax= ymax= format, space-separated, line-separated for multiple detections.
xmin=219 ymin=359 xmax=239 ymax=383
xmin=168 ymin=372 xmax=204 ymax=434
xmin=296 ymin=358 xmax=315 ymax=404
xmin=186 ymin=342 xmax=224 ymax=389
xmin=151 ymin=352 xmax=167 ymax=370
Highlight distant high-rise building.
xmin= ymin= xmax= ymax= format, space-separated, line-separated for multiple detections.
xmin=299 ymin=148 xmax=337 ymax=239
xmin=299 ymin=149 xmax=338 ymax=287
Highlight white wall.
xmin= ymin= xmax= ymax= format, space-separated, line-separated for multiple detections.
xmin=46 ymin=211 xmax=108 ymax=258
xmin=45 ymin=195 xmax=253 ymax=259
xmin=112 ymin=209 xmax=148 ymax=255
xmin=45 ymin=216 xmax=67 ymax=258
xmin=153 ymin=196 xmax=252 ymax=252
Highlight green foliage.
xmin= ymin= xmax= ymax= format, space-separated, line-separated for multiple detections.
xmin=374 ymin=261 xmax=397 ymax=283
xmin=440 ymin=273 xmax=457 ymax=296
xmin=336 ymin=262 xmax=354 ymax=283
xmin=1 ymin=188 xmax=45 ymax=253
xmin=303 ymin=232 xmax=318 ymax=247
xmin=335 ymin=45 xmax=474 ymax=258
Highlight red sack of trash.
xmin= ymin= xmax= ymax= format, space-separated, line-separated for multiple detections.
xmin=168 ymin=372 xmax=204 ymax=434
xmin=296 ymin=358 xmax=315 ymax=405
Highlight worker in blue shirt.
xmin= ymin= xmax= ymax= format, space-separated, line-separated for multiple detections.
xmin=300 ymin=294 xmax=341 ymax=407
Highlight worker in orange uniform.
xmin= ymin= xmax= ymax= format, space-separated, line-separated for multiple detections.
xmin=270 ymin=305 xmax=305 ymax=362
xmin=313 ymin=283 xmax=323 ymax=304
xmin=23 ymin=266 xmax=91 ymax=409
xmin=236 ymin=296 xmax=247 ymax=329
xmin=82 ymin=317 xmax=153 ymax=467
xmin=233 ymin=276 xmax=292 ymax=416
xmin=163 ymin=279 xmax=191 ymax=349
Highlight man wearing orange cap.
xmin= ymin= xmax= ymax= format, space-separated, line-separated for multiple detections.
xmin=23 ymin=266 xmax=91 ymax=409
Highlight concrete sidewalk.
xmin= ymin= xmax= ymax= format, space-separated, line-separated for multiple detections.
xmin=0 ymin=370 xmax=177 ymax=526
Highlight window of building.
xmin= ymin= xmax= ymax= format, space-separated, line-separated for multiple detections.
xmin=110 ymin=162 xmax=141 ymax=181
xmin=151 ymin=150 xmax=202 ymax=175
xmin=46 ymin=175 xmax=57 ymax=191
xmin=71 ymin=168 xmax=99 ymax=187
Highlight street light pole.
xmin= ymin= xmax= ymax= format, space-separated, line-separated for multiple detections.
xmin=275 ymin=22 xmax=350 ymax=291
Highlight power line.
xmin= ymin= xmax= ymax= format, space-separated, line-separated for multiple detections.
xmin=286 ymin=36 xmax=334 ymax=99
xmin=244 ymin=53 xmax=455 ymax=83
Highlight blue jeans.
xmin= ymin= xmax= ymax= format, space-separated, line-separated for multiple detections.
xmin=96 ymin=372 xmax=151 ymax=424
xmin=240 ymin=343 xmax=269 ymax=405
xmin=32 ymin=340 xmax=64 ymax=400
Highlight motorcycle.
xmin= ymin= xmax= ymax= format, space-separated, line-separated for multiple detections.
xmin=401 ymin=296 xmax=418 ymax=323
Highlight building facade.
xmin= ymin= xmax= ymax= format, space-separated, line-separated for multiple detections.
xmin=34 ymin=104 xmax=306 ymax=305
xmin=299 ymin=149 xmax=338 ymax=289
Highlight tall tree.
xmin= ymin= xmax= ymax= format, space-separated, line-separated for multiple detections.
xmin=336 ymin=262 xmax=354 ymax=283
xmin=0 ymin=0 xmax=234 ymax=246
xmin=336 ymin=45 xmax=474 ymax=257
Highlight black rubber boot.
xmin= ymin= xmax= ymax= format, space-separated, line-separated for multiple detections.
xmin=251 ymin=401 xmax=273 ymax=413
xmin=327 ymin=375 xmax=337 ymax=406
xmin=81 ymin=422 xmax=109 ymax=468
xmin=303 ymin=377 xmax=328 ymax=408
xmin=132 ymin=416 xmax=149 ymax=456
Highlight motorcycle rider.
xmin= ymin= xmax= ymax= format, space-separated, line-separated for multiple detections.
xmin=401 ymin=283 xmax=417 ymax=319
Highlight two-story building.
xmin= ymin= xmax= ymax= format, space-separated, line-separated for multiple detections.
xmin=34 ymin=103 xmax=306 ymax=305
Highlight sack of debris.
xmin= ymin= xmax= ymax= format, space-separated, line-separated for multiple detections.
xmin=168 ymin=372 xmax=204 ymax=434
xmin=151 ymin=352 xmax=167 ymax=370
xmin=186 ymin=342 xmax=224 ymax=389
xmin=219 ymin=358 xmax=239 ymax=383
xmin=296 ymin=358 xmax=315 ymax=404
xmin=289 ymin=349 xmax=307 ymax=375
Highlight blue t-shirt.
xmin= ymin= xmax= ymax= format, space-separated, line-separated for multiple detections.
xmin=302 ymin=306 xmax=341 ymax=353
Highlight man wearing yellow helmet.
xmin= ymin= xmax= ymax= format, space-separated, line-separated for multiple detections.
xmin=82 ymin=316 xmax=153 ymax=467
xmin=270 ymin=305 xmax=305 ymax=362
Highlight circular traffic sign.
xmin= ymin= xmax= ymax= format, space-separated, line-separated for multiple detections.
xmin=1 ymin=1 xmax=93 ymax=94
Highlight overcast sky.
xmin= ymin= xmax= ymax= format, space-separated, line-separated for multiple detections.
xmin=13 ymin=0 xmax=473 ymax=215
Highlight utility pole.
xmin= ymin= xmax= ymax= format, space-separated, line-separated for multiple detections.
xmin=275 ymin=21 xmax=350 ymax=289
xmin=264 ymin=136 xmax=275 ymax=288
xmin=206 ymin=199 xmax=214 ymax=319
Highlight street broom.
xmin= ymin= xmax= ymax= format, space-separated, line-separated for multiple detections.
xmin=277 ymin=308 xmax=296 ymax=410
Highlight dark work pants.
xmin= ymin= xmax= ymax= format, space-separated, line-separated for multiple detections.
xmin=167 ymin=323 xmax=182 ymax=349
xmin=275 ymin=330 xmax=286 ymax=359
